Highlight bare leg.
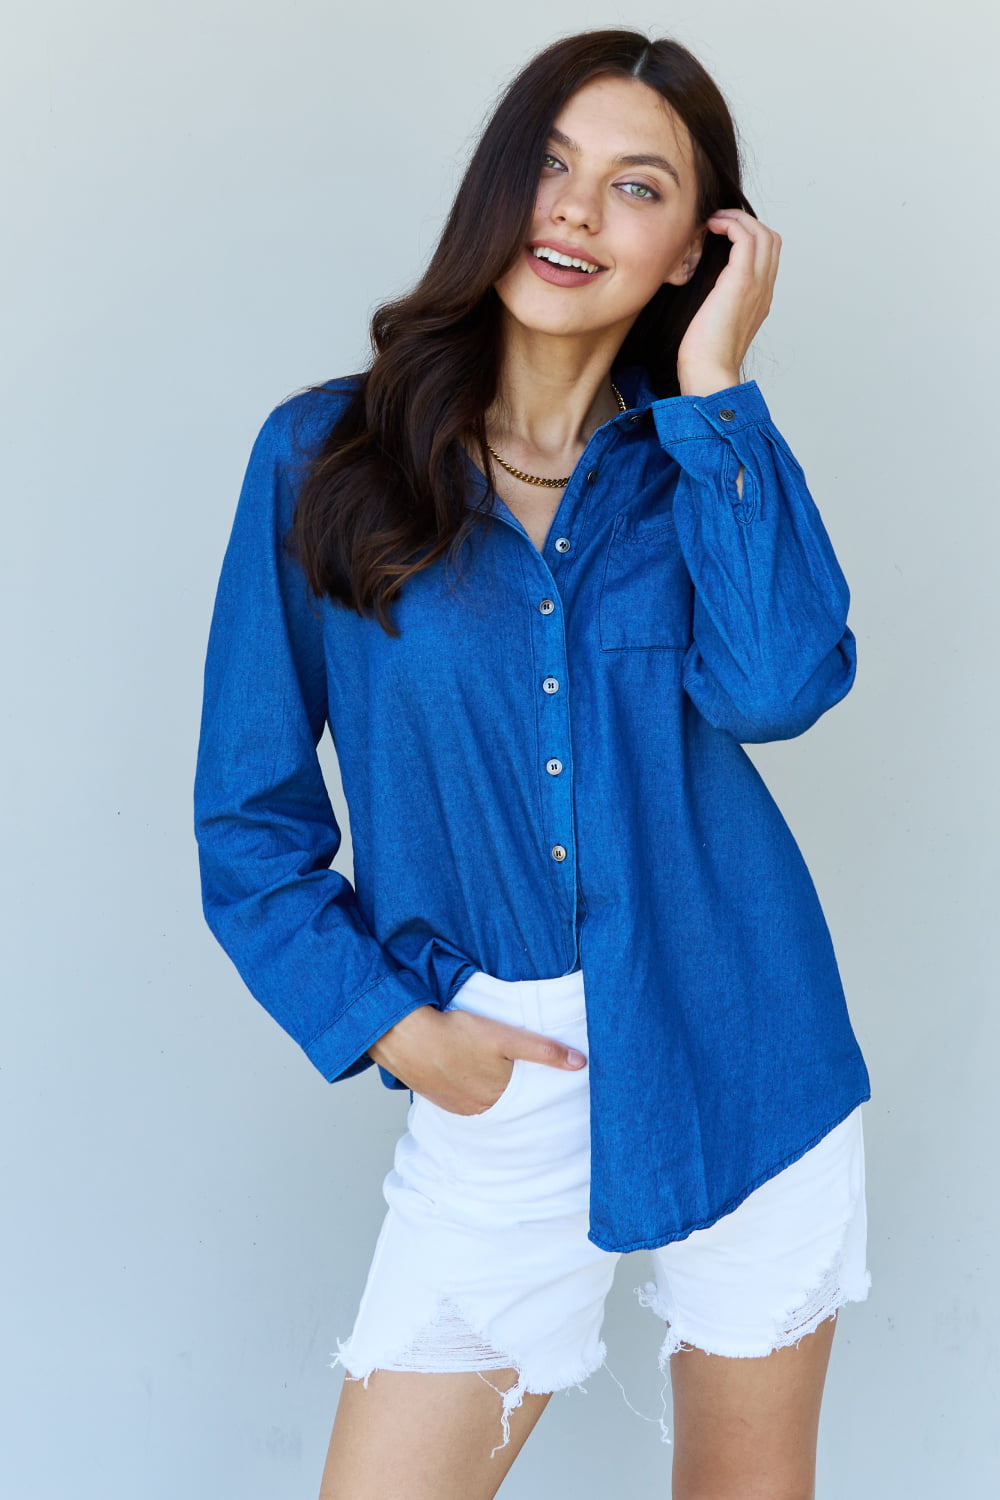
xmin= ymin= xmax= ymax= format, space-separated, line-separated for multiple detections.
xmin=317 ymin=1367 xmax=552 ymax=1500
xmin=668 ymin=1312 xmax=838 ymax=1500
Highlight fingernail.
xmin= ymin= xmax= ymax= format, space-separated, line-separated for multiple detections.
xmin=566 ymin=1049 xmax=586 ymax=1068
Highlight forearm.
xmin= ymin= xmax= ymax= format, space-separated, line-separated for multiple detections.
xmin=653 ymin=380 xmax=854 ymax=740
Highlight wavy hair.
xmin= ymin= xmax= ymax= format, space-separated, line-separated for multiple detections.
xmin=286 ymin=28 xmax=754 ymax=635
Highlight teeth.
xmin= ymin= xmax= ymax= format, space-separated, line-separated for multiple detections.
xmin=532 ymin=246 xmax=601 ymax=274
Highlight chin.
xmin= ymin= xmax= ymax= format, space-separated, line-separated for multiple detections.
xmin=511 ymin=313 xmax=603 ymax=339
xmin=495 ymin=274 xmax=650 ymax=344
xmin=497 ymin=290 xmax=611 ymax=340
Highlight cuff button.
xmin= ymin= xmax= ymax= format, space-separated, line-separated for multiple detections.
xmin=719 ymin=408 xmax=735 ymax=421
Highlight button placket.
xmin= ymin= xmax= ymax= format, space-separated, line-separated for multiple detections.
xmin=522 ymin=435 xmax=620 ymax=915
xmin=539 ymin=668 xmax=573 ymax=868
xmin=530 ymin=564 xmax=575 ymax=896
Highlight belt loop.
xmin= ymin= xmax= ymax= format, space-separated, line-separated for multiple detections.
xmin=527 ymin=979 xmax=544 ymax=1037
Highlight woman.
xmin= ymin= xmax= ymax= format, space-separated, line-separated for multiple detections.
xmin=194 ymin=28 xmax=872 ymax=1500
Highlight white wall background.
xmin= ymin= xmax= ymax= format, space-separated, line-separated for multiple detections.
xmin=2 ymin=1 xmax=997 ymax=1495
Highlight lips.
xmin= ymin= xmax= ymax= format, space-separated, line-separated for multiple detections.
xmin=529 ymin=239 xmax=605 ymax=273
xmin=524 ymin=243 xmax=607 ymax=288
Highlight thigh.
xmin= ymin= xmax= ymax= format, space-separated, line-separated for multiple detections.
xmin=639 ymin=1108 xmax=869 ymax=1498
xmin=326 ymin=971 xmax=617 ymax=1483
xmin=668 ymin=1315 xmax=836 ymax=1500
xmin=318 ymin=1367 xmax=552 ymax=1500
xmin=639 ymin=1107 xmax=869 ymax=1363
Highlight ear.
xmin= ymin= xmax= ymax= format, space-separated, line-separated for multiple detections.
xmin=663 ymin=222 xmax=708 ymax=286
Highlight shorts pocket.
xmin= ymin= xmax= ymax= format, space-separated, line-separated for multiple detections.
xmin=430 ymin=1056 xmax=526 ymax=1125
xmin=598 ymin=511 xmax=693 ymax=651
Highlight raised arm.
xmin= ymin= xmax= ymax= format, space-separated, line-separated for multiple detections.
xmin=651 ymin=206 xmax=856 ymax=741
xmin=653 ymin=381 xmax=856 ymax=742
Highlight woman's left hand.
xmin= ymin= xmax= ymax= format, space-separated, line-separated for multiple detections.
xmin=675 ymin=209 xmax=782 ymax=398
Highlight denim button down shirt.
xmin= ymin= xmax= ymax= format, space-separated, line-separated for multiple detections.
xmin=193 ymin=364 xmax=872 ymax=1254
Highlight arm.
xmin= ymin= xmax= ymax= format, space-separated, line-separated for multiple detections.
xmin=653 ymin=207 xmax=855 ymax=741
xmin=192 ymin=395 xmax=441 ymax=1084
xmin=652 ymin=380 xmax=856 ymax=742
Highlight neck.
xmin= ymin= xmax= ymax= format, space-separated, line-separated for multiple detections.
xmin=487 ymin=318 xmax=626 ymax=459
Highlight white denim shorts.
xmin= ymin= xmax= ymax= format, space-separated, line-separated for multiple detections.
xmin=330 ymin=968 xmax=871 ymax=1456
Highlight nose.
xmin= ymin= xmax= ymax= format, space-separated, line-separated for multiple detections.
xmin=547 ymin=175 xmax=602 ymax=235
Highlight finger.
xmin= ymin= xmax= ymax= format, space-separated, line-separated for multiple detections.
xmin=758 ymin=228 xmax=781 ymax=285
xmin=516 ymin=1025 xmax=587 ymax=1070
xmin=756 ymin=230 xmax=778 ymax=279
xmin=473 ymin=1014 xmax=587 ymax=1070
xmin=705 ymin=215 xmax=764 ymax=276
xmin=735 ymin=229 xmax=778 ymax=292
xmin=707 ymin=212 xmax=779 ymax=267
xmin=491 ymin=1026 xmax=587 ymax=1074
xmin=706 ymin=209 xmax=769 ymax=241
xmin=708 ymin=208 xmax=777 ymax=238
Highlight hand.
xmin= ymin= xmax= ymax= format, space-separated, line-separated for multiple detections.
xmin=368 ymin=1004 xmax=587 ymax=1116
xmin=676 ymin=208 xmax=782 ymax=398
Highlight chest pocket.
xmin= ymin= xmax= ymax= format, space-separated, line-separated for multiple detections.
xmin=598 ymin=512 xmax=693 ymax=651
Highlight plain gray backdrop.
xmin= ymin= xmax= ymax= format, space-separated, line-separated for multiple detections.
xmin=2 ymin=1 xmax=997 ymax=1495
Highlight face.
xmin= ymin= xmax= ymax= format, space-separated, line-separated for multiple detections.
xmin=493 ymin=73 xmax=706 ymax=343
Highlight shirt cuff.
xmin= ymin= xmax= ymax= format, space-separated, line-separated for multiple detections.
xmin=301 ymin=967 xmax=440 ymax=1084
xmin=650 ymin=380 xmax=772 ymax=446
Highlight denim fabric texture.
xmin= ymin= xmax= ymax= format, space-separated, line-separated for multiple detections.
xmin=193 ymin=364 xmax=872 ymax=1253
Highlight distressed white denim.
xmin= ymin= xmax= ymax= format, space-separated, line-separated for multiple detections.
xmin=330 ymin=969 xmax=871 ymax=1457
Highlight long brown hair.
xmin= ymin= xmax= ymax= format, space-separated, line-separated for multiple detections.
xmin=286 ymin=29 xmax=754 ymax=636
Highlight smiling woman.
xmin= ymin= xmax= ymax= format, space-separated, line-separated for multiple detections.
xmin=193 ymin=26 xmax=872 ymax=1500
xmin=278 ymin=33 xmax=759 ymax=631
xmin=497 ymin=77 xmax=707 ymax=333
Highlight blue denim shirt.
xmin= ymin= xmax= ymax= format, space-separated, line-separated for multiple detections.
xmin=193 ymin=364 xmax=872 ymax=1253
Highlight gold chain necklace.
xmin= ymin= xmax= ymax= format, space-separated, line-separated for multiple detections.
xmin=486 ymin=383 xmax=628 ymax=488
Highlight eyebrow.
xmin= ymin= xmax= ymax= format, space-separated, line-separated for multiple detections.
xmin=548 ymin=126 xmax=681 ymax=187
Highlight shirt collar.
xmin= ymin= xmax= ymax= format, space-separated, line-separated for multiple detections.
xmin=462 ymin=364 xmax=658 ymax=509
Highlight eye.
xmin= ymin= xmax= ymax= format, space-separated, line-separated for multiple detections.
xmin=619 ymin=180 xmax=660 ymax=201
xmin=542 ymin=151 xmax=565 ymax=171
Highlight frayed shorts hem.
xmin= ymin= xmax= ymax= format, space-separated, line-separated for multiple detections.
xmin=330 ymin=1328 xmax=612 ymax=1459
xmin=635 ymin=1267 xmax=872 ymax=1365
xmin=329 ymin=967 xmax=872 ymax=1456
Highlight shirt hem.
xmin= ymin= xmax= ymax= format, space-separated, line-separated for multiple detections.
xmin=585 ymin=1090 xmax=871 ymax=1254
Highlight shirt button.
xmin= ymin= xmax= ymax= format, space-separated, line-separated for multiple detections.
xmin=542 ymin=676 xmax=559 ymax=694
xmin=551 ymin=844 xmax=567 ymax=862
xmin=546 ymin=758 xmax=563 ymax=776
xmin=628 ymin=412 xmax=641 ymax=424
xmin=719 ymin=408 xmax=735 ymax=421
xmin=586 ymin=469 xmax=599 ymax=484
xmin=554 ymin=536 xmax=571 ymax=553
xmin=539 ymin=597 xmax=555 ymax=614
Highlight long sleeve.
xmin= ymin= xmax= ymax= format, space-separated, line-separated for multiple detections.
xmin=192 ymin=397 xmax=440 ymax=1084
xmin=651 ymin=380 xmax=856 ymax=742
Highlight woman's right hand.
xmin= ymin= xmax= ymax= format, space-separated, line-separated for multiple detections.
xmin=368 ymin=1004 xmax=587 ymax=1116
